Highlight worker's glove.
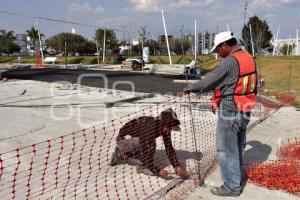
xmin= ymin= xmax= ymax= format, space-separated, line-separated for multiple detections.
xmin=175 ymin=166 xmax=189 ymax=179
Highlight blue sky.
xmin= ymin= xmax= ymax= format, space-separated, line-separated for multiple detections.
xmin=1 ymin=0 xmax=300 ymax=40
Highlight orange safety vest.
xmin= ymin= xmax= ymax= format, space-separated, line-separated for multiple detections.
xmin=211 ymin=50 xmax=257 ymax=113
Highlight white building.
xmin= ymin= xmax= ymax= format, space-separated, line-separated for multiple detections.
xmin=271 ymin=38 xmax=300 ymax=56
xmin=131 ymin=38 xmax=139 ymax=46
xmin=198 ymin=32 xmax=216 ymax=54
xmin=15 ymin=34 xmax=28 ymax=51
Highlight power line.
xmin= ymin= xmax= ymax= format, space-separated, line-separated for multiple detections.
xmin=0 ymin=9 xmax=136 ymax=34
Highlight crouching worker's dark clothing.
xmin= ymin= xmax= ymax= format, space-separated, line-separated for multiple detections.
xmin=110 ymin=108 xmax=181 ymax=176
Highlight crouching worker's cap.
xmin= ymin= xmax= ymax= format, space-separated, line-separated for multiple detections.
xmin=159 ymin=108 xmax=181 ymax=131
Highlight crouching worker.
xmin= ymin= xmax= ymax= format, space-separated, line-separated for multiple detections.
xmin=110 ymin=108 xmax=189 ymax=179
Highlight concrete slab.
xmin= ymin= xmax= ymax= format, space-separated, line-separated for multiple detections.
xmin=185 ymin=106 xmax=300 ymax=200
xmin=147 ymin=64 xmax=185 ymax=74
xmin=173 ymin=80 xmax=199 ymax=84
xmin=0 ymin=80 xmax=160 ymax=152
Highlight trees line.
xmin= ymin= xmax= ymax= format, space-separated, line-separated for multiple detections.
xmin=2 ymin=15 xmax=287 ymax=56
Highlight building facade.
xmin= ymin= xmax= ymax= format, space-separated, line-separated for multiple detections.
xmin=198 ymin=32 xmax=216 ymax=54
xmin=271 ymin=38 xmax=300 ymax=56
xmin=157 ymin=35 xmax=175 ymax=51
xmin=15 ymin=34 xmax=28 ymax=52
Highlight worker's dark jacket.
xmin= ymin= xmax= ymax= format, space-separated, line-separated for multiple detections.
xmin=117 ymin=116 xmax=180 ymax=174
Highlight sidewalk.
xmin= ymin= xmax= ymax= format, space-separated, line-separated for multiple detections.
xmin=186 ymin=106 xmax=300 ymax=200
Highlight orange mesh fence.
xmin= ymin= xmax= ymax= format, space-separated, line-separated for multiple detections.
xmin=0 ymin=95 xmax=281 ymax=199
xmin=269 ymin=92 xmax=297 ymax=106
xmin=246 ymin=138 xmax=300 ymax=196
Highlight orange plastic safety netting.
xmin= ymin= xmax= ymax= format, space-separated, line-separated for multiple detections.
xmin=269 ymin=92 xmax=297 ymax=106
xmin=0 ymin=95 xmax=281 ymax=199
xmin=246 ymin=138 xmax=300 ymax=196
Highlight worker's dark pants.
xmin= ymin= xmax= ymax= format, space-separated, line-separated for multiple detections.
xmin=115 ymin=137 xmax=142 ymax=165
xmin=216 ymin=110 xmax=250 ymax=193
xmin=115 ymin=137 xmax=156 ymax=176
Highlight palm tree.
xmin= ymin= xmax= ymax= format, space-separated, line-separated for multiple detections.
xmin=26 ymin=26 xmax=44 ymax=49
xmin=0 ymin=29 xmax=16 ymax=53
xmin=0 ymin=29 xmax=15 ymax=40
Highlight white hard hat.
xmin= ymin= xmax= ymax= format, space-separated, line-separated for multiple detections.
xmin=210 ymin=31 xmax=235 ymax=53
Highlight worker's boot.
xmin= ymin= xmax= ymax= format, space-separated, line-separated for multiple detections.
xmin=210 ymin=185 xmax=240 ymax=197
xmin=109 ymin=147 xmax=127 ymax=166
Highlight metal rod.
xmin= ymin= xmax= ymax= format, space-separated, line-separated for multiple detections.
xmin=36 ymin=21 xmax=44 ymax=64
xmin=96 ymin=39 xmax=100 ymax=68
xmin=103 ymin=28 xmax=106 ymax=64
xmin=64 ymin=41 xmax=67 ymax=69
xmin=297 ymin=29 xmax=299 ymax=56
xmin=185 ymin=71 xmax=202 ymax=184
xmin=195 ymin=20 xmax=197 ymax=62
xmin=161 ymin=10 xmax=172 ymax=65
xmin=249 ymin=24 xmax=255 ymax=57
xmin=287 ymin=35 xmax=291 ymax=56
xmin=273 ymin=26 xmax=280 ymax=56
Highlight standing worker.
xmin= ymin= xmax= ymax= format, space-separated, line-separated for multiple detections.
xmin=184 ymin=31 xmax=257 ymax=197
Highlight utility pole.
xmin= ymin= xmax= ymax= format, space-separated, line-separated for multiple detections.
xmin=64 ymin=41 xmax=67 ymax=69
xmin=36 ymin=21 xmax=44 ymax=64
xmin=180 ymin=25 xmax=185 ymax=56
xmin=297 ymin=29 xmax=299 ymax=56
xmin=96 ymin=39 xmax=100 ymax=68
xmin=243 ymin=1 xmax=248 ymax=51
xmin=273 ymin=26 xmax=280 ymax=56
xmin=194 ymin=20 xmax=197 ymax=62
xmin=103 ymin=28 xmax=106 ymax=63
xmin=244 ymin=1 xmax=248 ymax=26
xmin=120 ymin=25 xmax=127 ymax=45
xmin=162 ymin=10 xmax=172 ymax=65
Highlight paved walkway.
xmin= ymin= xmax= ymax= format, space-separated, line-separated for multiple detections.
xmin=186 ymin=106 xmax=300 ymax=200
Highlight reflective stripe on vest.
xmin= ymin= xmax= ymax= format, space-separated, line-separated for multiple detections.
xmin=241 ymin=76 xmax=248 ymax=95
xmin=250 ymin=74 xmax=256 ymax=93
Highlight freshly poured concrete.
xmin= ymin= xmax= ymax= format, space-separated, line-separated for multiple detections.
xmin=0 ymin=80 xmax=167 ymax=152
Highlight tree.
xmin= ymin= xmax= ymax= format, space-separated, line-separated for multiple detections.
xmin=95 ymin=28 xmax=118 ymax=51
xmin=145 ymin=39 xmax=160 ymax=55
xmin=280 ymin=44 xmax=295 ymax=56
xmin=131 ymin=45 xmax=140 ymax=55
xmin=0 ymin=29 xmax=20 ymax=53
xmin=45 ymin=33 xmax=95 ymax=55
xmin=138 ymin=26 xmax=149 ymax=55
xmin=26 ymin=26 xmax=44 ymax=49
xmin=174 ymin=38 xmax=191 ymax=55
xmin=241 ymin=16 xmax=273 ymax=54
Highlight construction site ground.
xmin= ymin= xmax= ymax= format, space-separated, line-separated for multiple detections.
xmin=0 ymin=64 xmax=299 ymax=199
xmin=186 ymin=106 xmax=300 ymax=200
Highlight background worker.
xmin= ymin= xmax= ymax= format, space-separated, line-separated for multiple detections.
xmin=184 ymin=31 xmax=257 ymax=197
xmin=110 ymin=108 xmax=189 ymax=179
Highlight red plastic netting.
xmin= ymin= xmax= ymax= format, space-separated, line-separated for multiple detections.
xmin=0 ymin=95 xmax=280 ymax=199
xmin=278 ymin=139 xmax=300 ymax=161
xmin=246 ymin=160 xmax=300 ymax=194
xmin=246 ymin=138 xmax=300 ymax=196
xmin=269 ymin=92 xmax=297 ymax=106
